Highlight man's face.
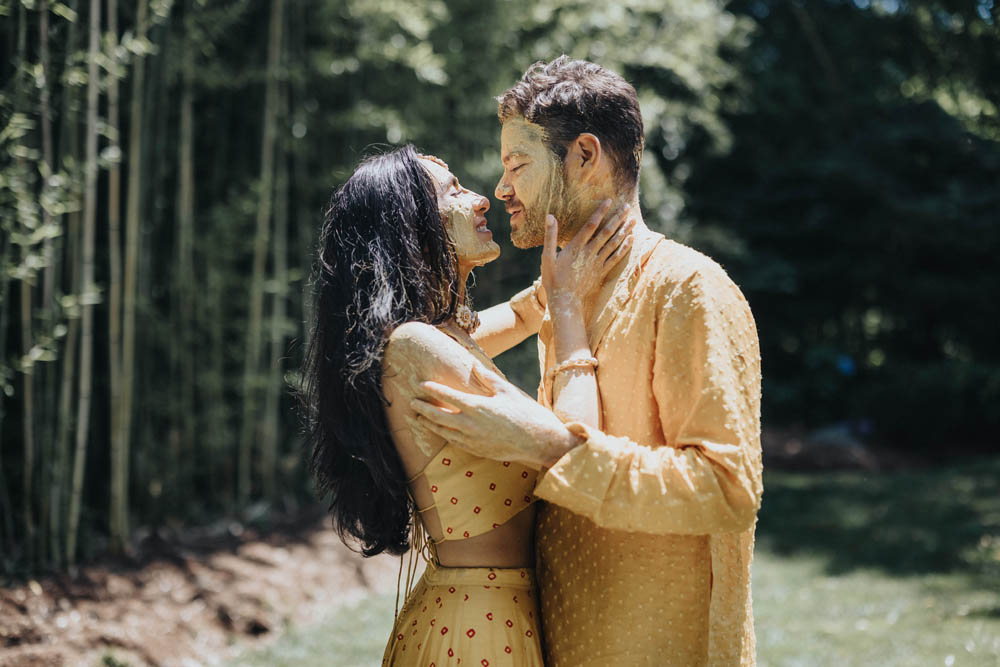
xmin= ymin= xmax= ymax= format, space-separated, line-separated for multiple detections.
xmin=495 ymin=118 xmax=571 ymax=249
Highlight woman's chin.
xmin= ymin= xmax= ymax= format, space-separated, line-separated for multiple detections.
xmin=459 ymin=243 xmax=501 ymax=270
xmin=482 ymin=241 xmax=502 ymax=263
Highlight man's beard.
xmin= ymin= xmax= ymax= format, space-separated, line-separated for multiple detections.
xmin=511 ymin=165 xmax=579 ymax=249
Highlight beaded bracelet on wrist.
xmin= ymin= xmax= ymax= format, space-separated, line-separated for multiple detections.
xmin=546 ymin=356 xmax=599 ymax=383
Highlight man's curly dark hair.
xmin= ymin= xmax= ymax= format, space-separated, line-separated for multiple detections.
xmin=496 ymin=56 xmax=644 ymax=190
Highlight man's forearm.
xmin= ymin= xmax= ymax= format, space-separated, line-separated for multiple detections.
xmin=535 ymin=423 xmax=762 ymax=534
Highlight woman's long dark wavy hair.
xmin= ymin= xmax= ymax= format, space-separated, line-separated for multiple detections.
xmin=299 ymin=145 xmax=460 ymax=556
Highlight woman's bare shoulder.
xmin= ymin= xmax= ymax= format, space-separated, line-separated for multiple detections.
xmin=386 ymin=321 xmax=446 ymax=356
xmin=383 ymin=321 xmax=478 ymax=388
xmin=386 ymin=322 xmax=455 ymax=372
xmin=382 ymin=321 xmax=484 ymax=461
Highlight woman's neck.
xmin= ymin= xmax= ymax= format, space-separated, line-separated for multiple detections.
xmin=457 ymin=265 xmax=471 ymax=302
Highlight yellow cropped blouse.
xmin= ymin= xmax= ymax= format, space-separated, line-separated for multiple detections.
xmin=407 ymin=444 xmax=536 ymax=543
xmin=403 ymin=326 xmax=539 ymax=544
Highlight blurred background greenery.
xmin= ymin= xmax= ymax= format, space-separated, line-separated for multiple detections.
xmin=0 ymin=0 xmax=997 ymax=595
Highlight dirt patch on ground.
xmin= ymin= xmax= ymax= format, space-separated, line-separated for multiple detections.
xmin=0 ymin=508 xmax=400 ymax=666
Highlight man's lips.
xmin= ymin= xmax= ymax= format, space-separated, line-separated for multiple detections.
xmin=475 ymin=216 xmax=490 ymax=233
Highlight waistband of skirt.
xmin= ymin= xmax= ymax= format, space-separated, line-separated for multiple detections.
xmin=423 ymin=560 xmax=536 ymax=589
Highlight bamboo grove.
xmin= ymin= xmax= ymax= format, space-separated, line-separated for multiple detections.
xmin=0 ymin=0 xmax=305 ymax=573
xmin=2 ymin=0 xmax=999 ymax=576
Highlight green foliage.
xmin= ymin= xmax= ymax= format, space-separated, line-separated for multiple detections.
xmin=2 ymin=0 xmax=998 ymax=574
xmin=679 ymin=0 xmax=1000 ymax=451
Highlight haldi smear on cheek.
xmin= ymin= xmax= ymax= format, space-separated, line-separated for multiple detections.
xmin=441 ymin=199 xmax=500 ymax=267
xmin=503 ymin=118 xmax=607 ymax=248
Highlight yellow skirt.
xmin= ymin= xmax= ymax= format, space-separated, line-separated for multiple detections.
xmin=382 ymin=560 xmax=544 ymax=666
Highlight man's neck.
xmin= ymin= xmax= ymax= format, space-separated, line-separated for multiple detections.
xmin=579 ymin=208 xmax=650 ymax=323
xmin=561 ymin=187 xmax=641 ymax=241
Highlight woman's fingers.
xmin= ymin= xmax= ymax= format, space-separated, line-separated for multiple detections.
xmin=543 ymin=214 xmax=559 ymax=263
xmin=407 ymin=414 xmax=465 ymax=444
xmin=541 ymin=214 xmax=558 ymax=292
xmin=598 ymin=215 xmax=636 ymax=262
xmin=602 ymin=228 xmax=634 ymax=270
xmin=591 ymin=203 xmax=631 ymax=254
xmin=407 ymin=414 xmax=444 ymax=445
xmin=572 ymin=198 xmax=613 ymax=249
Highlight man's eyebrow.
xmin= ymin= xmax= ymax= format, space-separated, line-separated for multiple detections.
xmin=502 ymin=150 xmax=529 ymax=165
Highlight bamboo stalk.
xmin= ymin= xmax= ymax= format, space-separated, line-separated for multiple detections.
xmin=118 ymin=0 xmax=147 ymax=537
xmin=0 ymin=179 xmax=11 ymax=558
xmin=20 ymin=268 xmax=36 ymax=566
xmin=50 ymin=0 xmax=83 ymax=569
xmin=238 ymin=0 xmax=283 ymax=505
xmin=176 ymin=27 xmax=196 ymax=484
xmin=66 ymin=0 xmax=101 ymax=566
xmin=15 ymin=0 xmax=37 ymax=569
xmin=37 ymin=0 xmax=57 ymax=569
xmin=262 ymin=73 xmax=289 ymax=500
xmin=106 ymin=0 xmax=126 ymax=554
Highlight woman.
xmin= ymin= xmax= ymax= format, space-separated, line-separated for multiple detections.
xmin=300 ymin=145 xmax=632 ymax=665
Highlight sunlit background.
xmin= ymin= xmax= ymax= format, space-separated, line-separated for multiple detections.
xmin=1 ymin=0 xmax=998 ymax=664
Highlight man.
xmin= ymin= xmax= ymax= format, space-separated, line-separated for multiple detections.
xmin=411 ymin=56 xmax=763 ymax=666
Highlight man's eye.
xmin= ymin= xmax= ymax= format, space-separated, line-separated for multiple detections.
xmin=512 ymin=164 xmax=526 ymax=173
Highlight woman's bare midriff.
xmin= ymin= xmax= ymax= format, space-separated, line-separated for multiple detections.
xmin=404 ymin=465 xmax=536 ymax=568
xmin=422 ymin=500 xmax=536 ymax=569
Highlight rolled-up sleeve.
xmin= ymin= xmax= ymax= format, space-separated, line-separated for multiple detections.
xmin=533 ymin=268 xmax=763 ymax=535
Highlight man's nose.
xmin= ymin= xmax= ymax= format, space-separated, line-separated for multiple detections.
xmin=495 ymin=175 xmax=513 ymax=201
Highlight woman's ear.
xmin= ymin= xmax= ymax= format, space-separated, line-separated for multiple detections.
xmin=565 ymin=133 xmax=602 ymax=183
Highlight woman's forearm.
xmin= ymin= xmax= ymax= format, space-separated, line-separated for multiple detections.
xmin=473 ymin=280 xmax=546 ymax=358
xmin=549 ymin=298 xmax=601 ymax=428
xmin=473 ymin=301 xmax=538 ymax=357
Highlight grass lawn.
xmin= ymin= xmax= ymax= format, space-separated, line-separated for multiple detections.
xmin=230 ymin=459 xmax=1000 ymax=666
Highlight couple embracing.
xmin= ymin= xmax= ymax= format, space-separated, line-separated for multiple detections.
xmin=300 ymin=57 xmax=763 ymax=667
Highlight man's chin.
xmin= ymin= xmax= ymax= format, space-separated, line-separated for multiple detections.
xmin=510 ymin=222 xmax=544 ymax=249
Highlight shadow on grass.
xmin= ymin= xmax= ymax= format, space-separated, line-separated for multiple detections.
xmin=969 ymin=605 xmax=1000 ymax=620
xmin=756 ymin=456 xmax=1000 ymax=580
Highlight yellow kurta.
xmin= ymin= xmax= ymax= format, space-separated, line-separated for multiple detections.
xmin=530 ymin=227 xmax=763 ymax=666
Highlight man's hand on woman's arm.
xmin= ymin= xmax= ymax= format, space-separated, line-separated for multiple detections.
xmin=409 ymin=363 xmax=582 ymax=469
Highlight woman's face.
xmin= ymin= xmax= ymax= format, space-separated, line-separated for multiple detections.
xmin=419 ymin=156 xmax=500 ymax=270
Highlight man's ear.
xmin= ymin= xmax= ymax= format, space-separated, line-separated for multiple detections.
xmin=565 ymin=133 xmax=602 ymax=182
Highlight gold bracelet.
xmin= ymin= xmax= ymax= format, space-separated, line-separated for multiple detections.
xmin=546 ymin=356 xmax=599 ymax=383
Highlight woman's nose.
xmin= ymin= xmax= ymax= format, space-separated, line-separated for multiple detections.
xmin=474 ymin=193 xmax=490 ymax=214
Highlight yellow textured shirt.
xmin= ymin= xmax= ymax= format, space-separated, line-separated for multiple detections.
xmin=532 ymin=228 xmax=763 ymax=666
